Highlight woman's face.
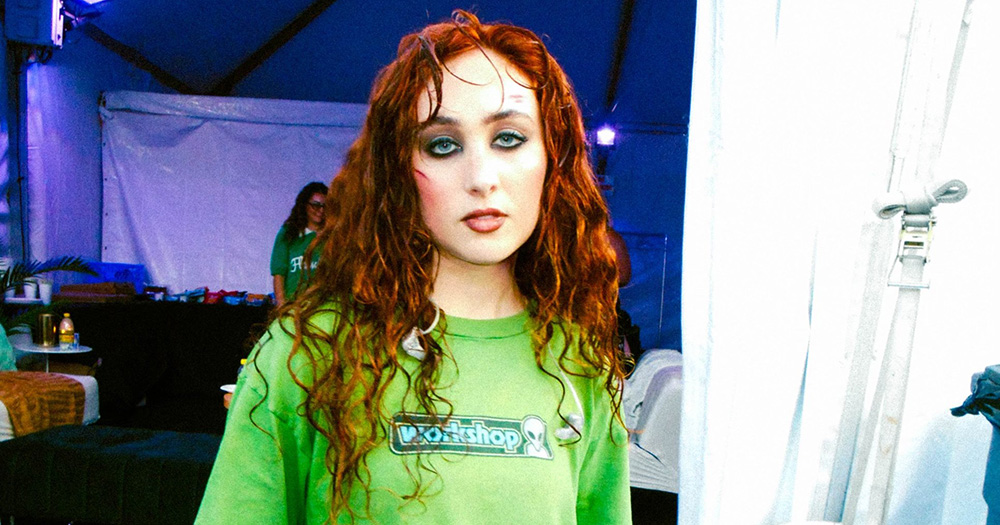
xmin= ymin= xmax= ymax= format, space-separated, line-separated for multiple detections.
xmin=306 ymin=192 xmax=325 ymax=229
xmin=413 ymin=49 xmax=547 ymax=272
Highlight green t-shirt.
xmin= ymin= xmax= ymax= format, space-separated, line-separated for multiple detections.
xmin=196 ymin=310 xmax=631 ymax=524
xmin=269 ymin=226 xmax=319 ymax=299
xmin=0 ymin=325 xmax=17 ymax=371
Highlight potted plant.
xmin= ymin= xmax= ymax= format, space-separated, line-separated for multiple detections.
xmin=0 ymin=256 xmax=97 ymax=332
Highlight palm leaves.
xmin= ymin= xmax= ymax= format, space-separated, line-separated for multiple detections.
xmin=0 ymin=256 xmax=97 ymax=295
xmin=1 ymin=256 xmax=98 ymax=332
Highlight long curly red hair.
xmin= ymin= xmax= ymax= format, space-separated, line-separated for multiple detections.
xmin=271 ymin=10 xmax=622 ymax=521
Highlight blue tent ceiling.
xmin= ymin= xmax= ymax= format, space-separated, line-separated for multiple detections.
xmin=82 ymin=0 xmax=695 ymax=129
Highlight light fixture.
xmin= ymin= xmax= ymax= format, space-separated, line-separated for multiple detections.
xmin=4 ymin=0 xmax=65 ymax=47
xmin=596 ymin=126 xmax=617 ymax=147
xmin=61 ymin=0 xmax=106 ymax=34
xmin=62 ymin=0 xmax=107 ymax=16
xmin=2 ymin=0 xmax=108 ymax=51
xmin=592 ymin=125 xmax=617 ymax=179
xmin=592 ymin=124 xmax=617 ymax=182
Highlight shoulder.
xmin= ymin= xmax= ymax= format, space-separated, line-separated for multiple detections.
xmin=241 ymin=305 xmax=347 ymax=407
xmin=545 ymin=320 xmax=602 ymax=371
xmin=251 ymin=305 xmax=343 ymax=373
xmin=542 ymin=318 xmax=621 ymax=399
xmin=272 ymin=226 xmax=290 ymax=247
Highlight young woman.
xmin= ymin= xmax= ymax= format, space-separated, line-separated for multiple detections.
xmin=198 ymin=11 xmax=629 ymax=524
xmin=270 ymin=181 xmax=329 ymax=306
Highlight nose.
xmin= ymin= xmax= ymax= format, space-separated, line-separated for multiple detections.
xmin=464 ymin=146 xmax=500 ymax=196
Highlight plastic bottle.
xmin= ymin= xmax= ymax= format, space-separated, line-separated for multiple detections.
xmin=58 ymin=313 xmax=75 ymax=349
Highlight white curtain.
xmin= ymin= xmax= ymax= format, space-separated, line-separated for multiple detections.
xmin=680 ymin=1 xmax=1000 ymax=523
xmin=100 ymin=91 xmax=366 ymax=295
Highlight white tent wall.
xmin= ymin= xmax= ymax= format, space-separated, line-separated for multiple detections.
xmin=16 ymin=31 xmax=366 ymax=294
xmin=100 ymin=91 xmax=365 ymax=294
xmin=24 ymin=33 xmax=170 ymax=262
xmin=682 ymin=1 xmax=999 ymax=524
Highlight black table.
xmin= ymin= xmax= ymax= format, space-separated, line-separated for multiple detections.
xmin=62 ymin=301 xmax=271 ymax=434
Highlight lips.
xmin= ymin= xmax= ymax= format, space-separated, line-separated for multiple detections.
xmin=462 ymin=208 xmax=506 ymax=233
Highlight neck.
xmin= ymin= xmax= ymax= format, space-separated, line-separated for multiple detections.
xmin=430 ymin=256 xmax=525 ymax=320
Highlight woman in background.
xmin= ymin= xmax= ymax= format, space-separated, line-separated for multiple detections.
xmin=270 ymin=181 xmax=328 ymax=306
xmin=199 ymin=11 xmax=629 ymax=524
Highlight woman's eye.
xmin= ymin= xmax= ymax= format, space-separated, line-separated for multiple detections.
xmin=493 ymin=131 xmax=527 ymax=149
xmin=426 ymin=137 xmax=461 ymax=157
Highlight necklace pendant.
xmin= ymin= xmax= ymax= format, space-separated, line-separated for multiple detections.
xmin=401 ymin=328 xmax=426 ymax=360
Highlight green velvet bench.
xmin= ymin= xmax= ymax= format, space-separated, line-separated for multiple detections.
xmin=0 ymin=425 xmax=221 ymax=525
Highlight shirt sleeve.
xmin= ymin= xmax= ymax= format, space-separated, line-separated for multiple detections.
xmin=195 ymin=326 xmax=313 ymax=525
xmin=575 ymin=376 xmax=633 ymax=524
xmin=270 ymin=227 xmax=289 ymax=277
xmin=0 ymin=325 xmax=17 ymax=371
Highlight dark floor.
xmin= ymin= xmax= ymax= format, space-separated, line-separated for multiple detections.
xmin=631 ymin=487 xmax=679 ymax=525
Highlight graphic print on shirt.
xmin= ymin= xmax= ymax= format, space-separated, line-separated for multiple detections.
xmin=389 ymin=412 xmax=554 ymax=460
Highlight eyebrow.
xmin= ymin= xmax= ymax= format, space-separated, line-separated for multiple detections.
xmin=483 ymin=109 xmax=533 ymax=125
xmin=418 ymin=109 xmax=534 ymax=131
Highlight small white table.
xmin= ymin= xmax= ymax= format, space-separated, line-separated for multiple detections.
xmin=8 ymin=333 xmax=92 ymax=373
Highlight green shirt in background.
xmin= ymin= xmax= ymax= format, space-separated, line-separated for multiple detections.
xmin=0 ymin=325 xmax=17 ymax=371
xmin=269 ymin=226 xmax=319 ymax=300
xmin=196 ymin=309 xmax=631 ymax=524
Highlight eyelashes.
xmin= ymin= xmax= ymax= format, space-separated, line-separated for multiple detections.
xmin=422 ymin=131 xmax=528 ymax=158
xmin=426 ymin=136 xmax=461 ymax=157
xmin=493 ymin=130 xmax=527 ymax=149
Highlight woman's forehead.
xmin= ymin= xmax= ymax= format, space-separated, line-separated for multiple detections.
xmin=415 ymin=49 xmax=537 ymax=123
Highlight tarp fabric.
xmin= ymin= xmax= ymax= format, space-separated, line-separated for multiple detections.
xmin=681 ymin=0 xmax=1000 ymax=523
xmin=100 ymin=91 xmax=365 ymax=294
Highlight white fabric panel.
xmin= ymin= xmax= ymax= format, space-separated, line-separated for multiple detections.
xmin=70 ymin=373 xmax=100 ymax=425
xmin=880 ymin=4 xmax=1000 ymax=521
xmin=26 ymin=35 xmax=167 ymax=263
xmin=682 ymin=1 xmax=999 ymax=524
xmin=100 ymin=91 xmax=366 ymax=294
xmin=625 ymin=349 xmax=683 ymax=493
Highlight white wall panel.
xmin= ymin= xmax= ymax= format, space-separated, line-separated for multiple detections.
xmin=100 ymin=91 xmax=365 ymax=294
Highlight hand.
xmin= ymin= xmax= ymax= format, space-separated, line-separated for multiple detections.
xmin=223 ymin=393 xmax=233 ymax=409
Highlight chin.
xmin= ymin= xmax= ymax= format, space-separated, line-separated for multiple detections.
xmin=465 ymin=252 xmax=517 ymax=267
xmin=441 ymin=246 xmax=519 ymax=268
xmin=434 ymin=229 xmax=535 ymax=269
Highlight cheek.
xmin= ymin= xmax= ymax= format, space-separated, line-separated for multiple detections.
xmin=522 ymin=162 xmax=547 ymax=221
xmin=414 ymin=171 xmax=444 ymax=224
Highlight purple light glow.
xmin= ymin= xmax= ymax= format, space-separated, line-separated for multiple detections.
xmin=596 ymin=126 xmax=616 ymax=147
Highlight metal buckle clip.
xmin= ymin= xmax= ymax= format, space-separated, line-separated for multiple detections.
xmin=887 ymin=213 xmax=934 ymax=289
